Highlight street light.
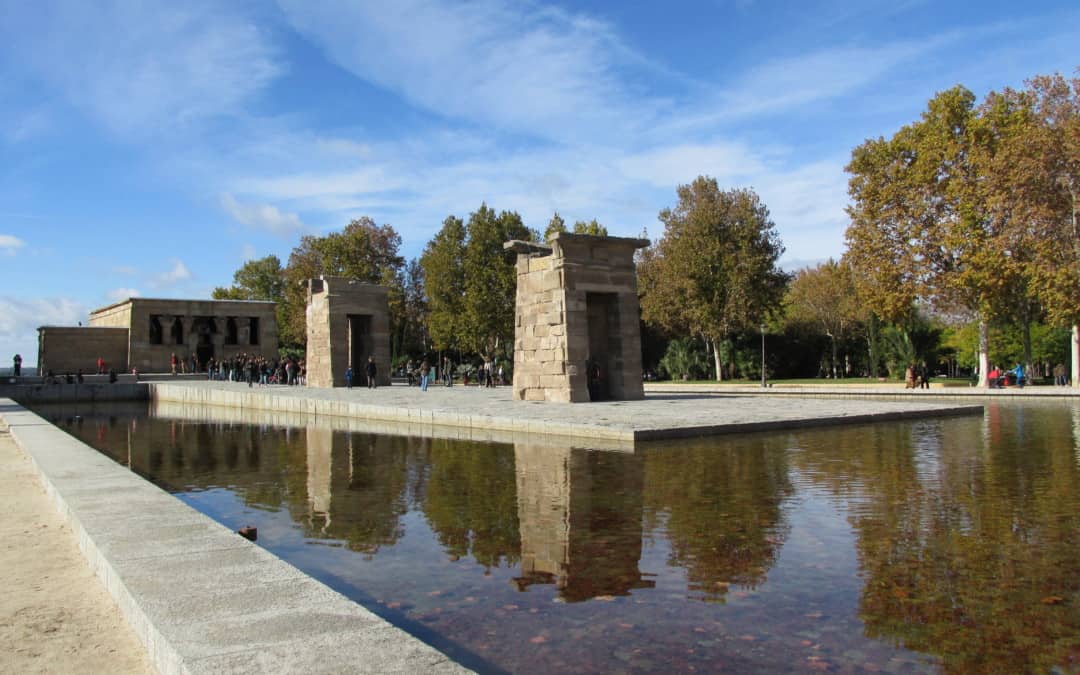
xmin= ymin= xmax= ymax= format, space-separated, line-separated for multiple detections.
xmin=760 ymin=323 xmax=767 ymax=388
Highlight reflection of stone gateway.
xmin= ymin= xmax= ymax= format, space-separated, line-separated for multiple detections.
xmin=512 ymin=442 xmax=653 ymax=601
xmin=505 ymin=233 xmax=649 ymax=402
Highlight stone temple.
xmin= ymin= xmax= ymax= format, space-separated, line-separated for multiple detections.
xmin=505 ymin=232 xmax=649 ymax=403
xmin=305 ymin=276 xmax=391 ymax=388
xmin=37 ymin=297 xmax=279 ymax=375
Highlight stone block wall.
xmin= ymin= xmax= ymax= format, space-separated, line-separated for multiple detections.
xmin=305 ymin=277 xmax=391 ymax=388
xmin=506 ymin=233 xmax=648 ymax=403
xmin=36 ymin=327 xmax=128 ymax=375
xmin=89 ymin=298 xmax=278 ymax=373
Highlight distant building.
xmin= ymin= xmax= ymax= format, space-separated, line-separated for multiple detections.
xmin=37 ymin=297 xmax=278 ymax=375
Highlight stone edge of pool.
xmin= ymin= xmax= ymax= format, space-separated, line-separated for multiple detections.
xmin=0 ymin=399 xmax=472 ymax=675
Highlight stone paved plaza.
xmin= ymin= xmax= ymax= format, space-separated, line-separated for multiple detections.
xmin=150 ymin=380 xmax=984 ymax=443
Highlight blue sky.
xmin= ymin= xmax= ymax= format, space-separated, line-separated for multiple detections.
xmin=2 ymin=0 xmax=1077 ymax=364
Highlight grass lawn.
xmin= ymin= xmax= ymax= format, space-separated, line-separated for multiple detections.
xmin=649 ymin=377 xmax=976 ymax=386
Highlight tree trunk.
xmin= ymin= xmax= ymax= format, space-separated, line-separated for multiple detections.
xmin=830 ymin=336 xmax=839 ymax=379
xmin=978 ymin=319 xmax=990 ymax=388
xmin=712 ymin=338 xmax=724 ymax=382
xmin=866 ymin=313 xmax=880 ymax=378
xmin=1072 ymin=324 xmax=1079 ymax=388
xmin=1021 ymin=309 xmax=1033 ymax=375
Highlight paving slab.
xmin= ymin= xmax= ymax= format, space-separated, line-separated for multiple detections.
xmin=0 ymin=399 xmax=472 ymax=675
xmin=150 ymin=381 xmax=984 ymax=443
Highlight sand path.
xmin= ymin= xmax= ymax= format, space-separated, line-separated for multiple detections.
xmin=0 ymin=428 xmax=154 ymax=674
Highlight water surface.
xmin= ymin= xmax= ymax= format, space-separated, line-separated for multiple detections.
xmin=37 ymin=400 xmax=1080 ymax=674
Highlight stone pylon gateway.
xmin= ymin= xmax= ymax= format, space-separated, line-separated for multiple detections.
xmin=504 ymin=232 xmax=649 ymax=403
xmin=305 ymin=276 xmax=391 ymax=388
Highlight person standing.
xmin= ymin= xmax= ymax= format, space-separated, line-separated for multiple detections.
xmin=12 ymin=353 xmax=21 ymax=377
xmin=366 ymin=356 xmax=377 ymax=389
xmin=420 ymin=358 xmax=429 ymax=391
xmin=345 ymin=366 xmax=353 ymax=389
xmin=96 ymin=356 xmax=106 ymax=375
xmin=170 ymin=353 xmax=178 ymax=376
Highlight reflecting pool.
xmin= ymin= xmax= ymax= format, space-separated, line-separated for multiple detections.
xmin=35 ymin=399 xmax=1080 ymax=674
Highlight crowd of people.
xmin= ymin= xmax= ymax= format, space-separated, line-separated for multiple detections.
xmin=199 ymin=354 xmax=306 ymax=387
xmin=399 ymin=357 xmax=505 ymax=389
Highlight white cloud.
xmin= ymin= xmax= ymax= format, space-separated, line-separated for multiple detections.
xmin=1 ymin=0 xmax=280 ymax=136
xmin=0 ymin=234 xmax=26 ymax=254
xmin=220 ymin=193 xmax=306 ymax=236
xmin=106 ymin=287 xmax=141 ymax=302
xmin=617 ymin=141 xmax=769 ymax=188
xmin=0 ymin=296 xmax=87 ymax=367
xmin=148 ymin=260 xmax=192 ymax=289
xmin=276 ymin=0 xmax=653 ymax=142
xmin=240 ymin=243 xmax=258 ymax=261
xmin=2 ymin=107 xmax=51 ymax=144
xmin=233 ymin=169 xmax=400 ymax=203
xmin=0 ymin=296 xmax=85 ymax=335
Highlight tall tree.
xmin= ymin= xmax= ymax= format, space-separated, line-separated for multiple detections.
xmin=543 ymin=213 xmax=609 ymax=240
xmin=784 ymin=259 xmax=864 ymax=378
xmin=399 ymin=258 xmax=428 ymax=357
xmin=461 ymin=204 xmax=532 ymax=358
xmin=543 ymin=212 xmax=566 ymax=241
xmin=212 ymin=255 xmax=290 ymax=349
xmin=844 ymin=86 xmax=1021 ymax=386
xmin=420 ymin=216 xmax=467 ymax=352
xmin=639 ymin=177 xmax=788 ymax=381
xmin=985 ymin=73 xmax=1080 ymax=386
xmin=212 ymin=255 xmax=285 ymax=301
xmin=280 ymin=217 xmax=404 ymax=348
xmin=571 ymin=219 xmax=608 ymax=236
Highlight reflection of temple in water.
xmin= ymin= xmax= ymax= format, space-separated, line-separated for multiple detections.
xmin=306 ymin=425 xmax=334 ymax=533
xmin=303 ymin=427 xmax=408 ymax=554
xmin=512 ymin=444 xmax=654 ymax=602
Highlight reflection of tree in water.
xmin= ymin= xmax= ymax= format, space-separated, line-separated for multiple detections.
xmin=67 ymin=413 xmax=297 ymax=510
xmin=642 ymin=435 xmax=793 ymax=601
xmin=422 ymin=438 xmax=521 ymax=571
xmin=791 ymin=407 xmax=1080 ymax=673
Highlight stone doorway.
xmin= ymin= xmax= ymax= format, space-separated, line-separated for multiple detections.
xmin=348 ymin=314 xmax=372 ymax=384
xmin=586 ymin=292 xmax=621 ymax=401
xmin=193 ymin=317 xmax=216 ymax=370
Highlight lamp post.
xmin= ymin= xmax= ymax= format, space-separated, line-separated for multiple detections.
xmin=760 ymin=323 xmax=767 ymax=388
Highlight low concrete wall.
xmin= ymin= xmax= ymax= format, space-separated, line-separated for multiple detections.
xmin=0 ymin=382 xmax=148 ymax=406
xmin=0 ymin=400 xmax=470 ymax=675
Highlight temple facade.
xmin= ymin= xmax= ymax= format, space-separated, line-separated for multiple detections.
xmin=37 ymin=297 xmax=278 ymax=375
